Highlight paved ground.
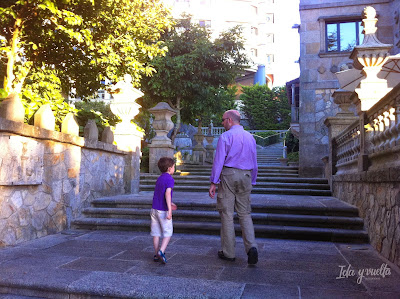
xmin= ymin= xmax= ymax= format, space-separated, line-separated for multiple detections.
xmin=0 ymin=192 xmax=399 ymax=298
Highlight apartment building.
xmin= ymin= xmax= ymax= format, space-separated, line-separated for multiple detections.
xmin=163 ymin=0 xmax=297 ymax=87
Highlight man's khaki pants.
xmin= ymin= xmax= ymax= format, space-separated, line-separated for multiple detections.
xmin=216 ymin=167 xmax=257 ymax=259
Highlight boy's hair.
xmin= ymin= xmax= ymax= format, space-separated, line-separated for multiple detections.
xmin=158 ymin=157 xmax=175 ymax=173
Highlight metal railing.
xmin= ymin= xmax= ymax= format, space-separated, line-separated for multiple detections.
xmin=251 ymin=131 xmax=287 ymax=147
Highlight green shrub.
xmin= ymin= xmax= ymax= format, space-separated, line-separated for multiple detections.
xmin=75 ymin=101 xmax=121 ymax=138
xmin=287 ymin=151 xmax=299 ymax=162
xmin=141 ymin=146 xmax=150 ymax=173
xmin=285 ymin=131 xmax=299 ymax=153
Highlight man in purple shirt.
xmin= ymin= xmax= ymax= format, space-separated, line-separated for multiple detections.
xmin=209 ymin=110 xmax=258 ymax=265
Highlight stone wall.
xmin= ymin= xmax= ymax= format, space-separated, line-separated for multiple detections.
xmin=298 ymin=0 xmax=394 ymax=177
xmin=0 ymin=117 xmax=129 ymax=247
xmin=333 ymin=169 xmax=400 ymax=268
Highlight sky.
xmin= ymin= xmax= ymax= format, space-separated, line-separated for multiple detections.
xmin=273 ymin=0 xmax=301 ymax=87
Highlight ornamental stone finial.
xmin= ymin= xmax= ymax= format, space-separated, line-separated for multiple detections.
xmin=350 ymin=6 xmax=393 ymax=111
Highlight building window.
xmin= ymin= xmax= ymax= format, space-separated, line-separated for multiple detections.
xmin=251 ymin=27 xmax=258 ymax=36
xmin=199 ymin=20 xmax=211 ymax=27
xmin=266 ymin=13 xmax=274 ymax=23
xmin=326 ymin=20 xmax=363 ymax=52
xmin=251 ymin=48 xmax=258 ymax=57
xmin=266 ymin=33 xmax=274 ymax=43
xmin=266 ymin=54 xmax=274 ymax=64
xmin=252 ymin=5 xmax=258 ymax=15
xmin=200 ymin=0 xmax=210 ymax=5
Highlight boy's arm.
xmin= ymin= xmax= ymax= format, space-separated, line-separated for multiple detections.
xmin=165 ymin=187 xmax=172 ymax=220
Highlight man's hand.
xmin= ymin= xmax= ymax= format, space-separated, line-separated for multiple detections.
xmin=166 ymin=210 xmax=172 ymax=220
xmin=209 ymin=183 xmax=217 ymax=199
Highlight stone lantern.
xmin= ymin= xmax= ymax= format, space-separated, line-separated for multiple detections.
xmin=110 ymin=74 xmax=143 ymax=136
xmin=109 ymin=74 xmax=144 ymax=193
xmin=148 ymin=102 xmax=176 ymax=173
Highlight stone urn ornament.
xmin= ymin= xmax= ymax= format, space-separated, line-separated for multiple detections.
xmin=109 ymin=74 xmax=143 ymax=133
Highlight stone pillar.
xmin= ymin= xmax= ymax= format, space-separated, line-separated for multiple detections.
xmin=0 ymin=93 xmax=25 ymax=122
xmin=109 ymin=74 xmax=144 ymax=193
xmin=193 ymin=125 xmax=206 ymax=165
xmin=148 ymin=102 xmax=176 ymax=174
xmin=62 ymin=113 xmax=79 ymax=136
xmin=324 ymin=89 xmax=359 ymax=184
xmin=205 ymin=133 xmax=214 ymax=164
xmin=84 ymin=119 xmax=99 ymax=143
xmin=34 ymin=104 xmax=55 ymax=131
xmin=350 ymin=6 xmax=393 ymax=112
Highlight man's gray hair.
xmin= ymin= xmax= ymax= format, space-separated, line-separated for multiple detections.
xmin=226 ymin=110 xmax=241 ymax=123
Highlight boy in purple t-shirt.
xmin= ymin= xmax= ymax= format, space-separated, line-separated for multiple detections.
xmin=151 ymin=157 xmax=176 ymax=264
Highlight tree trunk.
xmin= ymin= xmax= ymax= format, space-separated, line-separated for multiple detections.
xmin=170 ymin=96 xmax=181 ymax=144
xmin=4 ymin=17 xmax=22 ymax=94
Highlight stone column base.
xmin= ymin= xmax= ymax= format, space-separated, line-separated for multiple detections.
xmin=148 ymin=143 xmax=175 ymax=174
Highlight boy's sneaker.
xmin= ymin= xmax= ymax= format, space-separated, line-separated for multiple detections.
xmin=247 ymin=247 xmax=258 ymax=265
xmin=158 ymin=250 xmax=167 ymax=264
xmin=153 ymin=255 xmax=160 ymax=262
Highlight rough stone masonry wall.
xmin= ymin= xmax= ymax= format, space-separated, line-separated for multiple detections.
xmin=0 ymin=118 xmax=127 ymax=247
xmin=333 ymin=169 xmax=400 ymax=268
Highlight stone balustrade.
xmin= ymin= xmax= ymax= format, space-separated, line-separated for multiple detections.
xmin=333 ymin=119 xmax=361 ymax=172
xmin=333 ymin=84 xmax=400 ymax=173
xmin=366 ymin=89 xmax=400 ymax=159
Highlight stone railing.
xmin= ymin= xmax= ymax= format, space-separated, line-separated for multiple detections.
xmin=333 ymin=119 xmax=361 ymax=173
xmin=201 ymin=127 xmax=286 ymax=138
xmin=366 ymin=92 xmax=400 ymax=160
xmin=201 ymin=126 xmax=226 ymax=136
xmin=332 ymin=85 xmax=400 ymax=173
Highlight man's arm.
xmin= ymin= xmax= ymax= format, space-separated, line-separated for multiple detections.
xmin=209 ymin=183 xmax=217 ymax=199
xmin=209 ymin=136 xmax=226 ymax=198
xmin=251 ymin=137 xmax=258 ymax=185
xmin=210 ymin=136 xmax=226 ymax=185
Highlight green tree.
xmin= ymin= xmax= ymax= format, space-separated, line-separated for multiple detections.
xmin=140 ymin=18 xmax=248 ymax=140
xmin=240 ymin=84 xmax=290 ymax=130
xmin=0 ymin=0 xmax=173 ymax=100
xmin=74 ymin=100 xmax=120 ymax=138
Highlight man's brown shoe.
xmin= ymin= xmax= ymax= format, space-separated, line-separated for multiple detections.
xmin=218 ymin=250 xmax=235 ymax=261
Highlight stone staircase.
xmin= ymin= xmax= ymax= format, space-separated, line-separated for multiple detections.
xmin=140 ymin=164 xmax=331 ymax=196
xmin=72 ymin=148 xmax=369 ymax=243
xmin=72 ymin=193 xmax=368 ymax=243
xmin=257 ymin=142 xmax=284 ymax=166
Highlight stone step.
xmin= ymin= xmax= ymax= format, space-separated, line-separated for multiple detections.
xmin=139 ymin=184 xmax=331 ymax=196
xmin=140 ymin=179 xmax=330 ymax=190
xmin=175 ymin=172 xmax=300 ymax=177
xmin=180 ymin=165 xmax=298 ymax=171
xmin=80 ymin=207 xmax=364 ymax=229
xmin=177 ymin=169 xmax=299 ymax=174
xmin=176 ymin=169 xmax=299 ymax=174
xmin=140 ymin=174 xmax=328 ymax=184
xmin=72 ymin=217 xmax=368 ymax=243
xmin=89 ymin=198 xmax=359 ymax=217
